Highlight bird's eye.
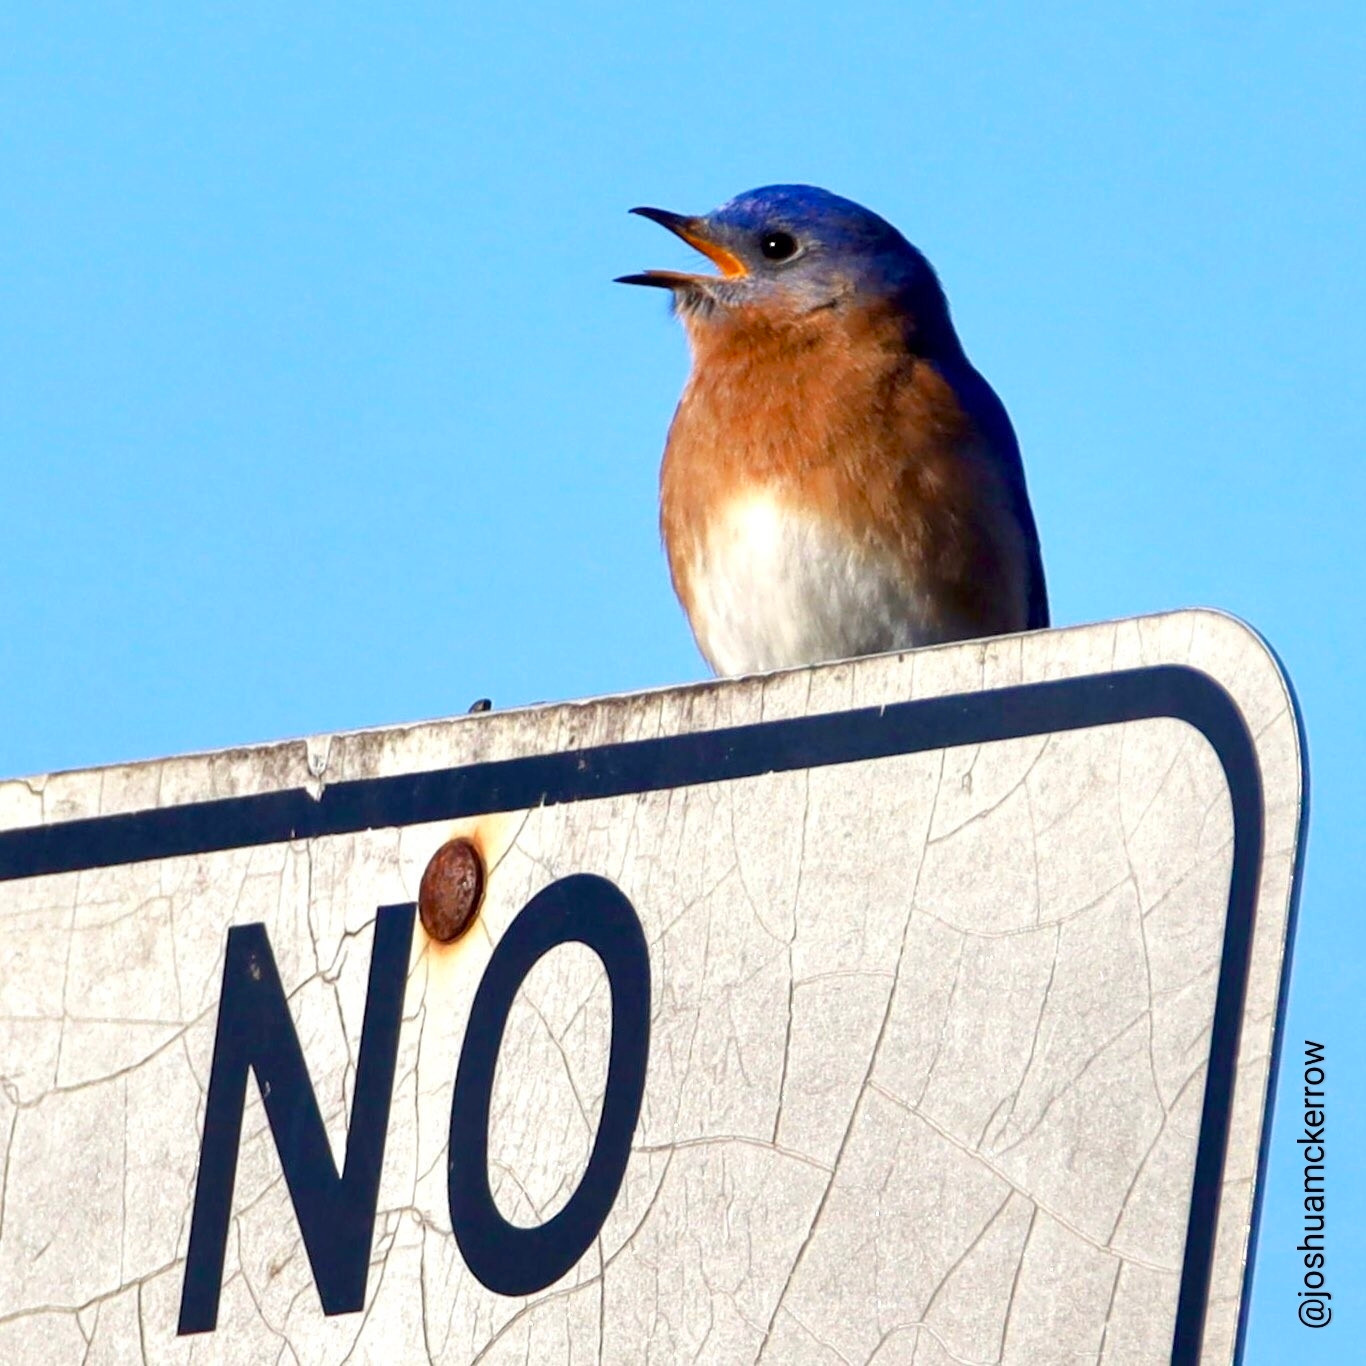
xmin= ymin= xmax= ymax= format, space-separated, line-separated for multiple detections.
xmin=759 ymin=231 xmax=798 ymax=261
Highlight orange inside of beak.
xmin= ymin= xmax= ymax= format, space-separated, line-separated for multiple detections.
xmin=676 ymin=226 xmax=748 ymax=279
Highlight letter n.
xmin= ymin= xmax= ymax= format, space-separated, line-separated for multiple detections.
xmin=177 ymin=904 xmax=415 ymax=1334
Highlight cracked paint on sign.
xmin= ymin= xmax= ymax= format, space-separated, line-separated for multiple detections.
xmin=0 ymin=612 xmax=1303 ymax=1364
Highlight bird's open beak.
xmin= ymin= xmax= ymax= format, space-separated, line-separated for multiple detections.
xmin=616 ymin=206 xmax=748 ymax=289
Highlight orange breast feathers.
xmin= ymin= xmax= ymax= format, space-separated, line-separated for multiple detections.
xmin=658 ymin=296 xmax=1032 ymax=649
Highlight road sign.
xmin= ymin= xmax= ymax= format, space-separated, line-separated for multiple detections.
xmin=0 ymin=611 xmax=1305 ymax=1364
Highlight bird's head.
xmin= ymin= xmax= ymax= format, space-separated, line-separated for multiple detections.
xmin=617 ymin=184 xmax=951 ymax=344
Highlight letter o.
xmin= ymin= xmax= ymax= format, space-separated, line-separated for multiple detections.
xmin=1305 ymin=1067 xmax=1324 ymax=1086
xmin=448 ymin=874 xmax=650 ymax=1295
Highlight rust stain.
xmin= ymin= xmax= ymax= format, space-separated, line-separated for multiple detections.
xmin=416 ymin=810 xmax=522 ymax=966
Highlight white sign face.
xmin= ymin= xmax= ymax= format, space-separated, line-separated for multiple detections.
xmin=0 ymin=612 xmax=1304 ymax=1365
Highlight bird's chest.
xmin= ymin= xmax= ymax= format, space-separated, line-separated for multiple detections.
xmin=676 ymin=492 xmax=939 ymax=676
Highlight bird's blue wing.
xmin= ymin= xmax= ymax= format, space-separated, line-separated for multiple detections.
xmin=947 ymin=359 xmax=1050 ymax=630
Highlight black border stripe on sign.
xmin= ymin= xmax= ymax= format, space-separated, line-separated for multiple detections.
xmin=0 ymin=664 xmax=1275 ymax=1365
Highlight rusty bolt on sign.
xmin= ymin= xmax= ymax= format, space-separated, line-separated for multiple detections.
xmin=418 ymin=837 xmax=486 ymax=943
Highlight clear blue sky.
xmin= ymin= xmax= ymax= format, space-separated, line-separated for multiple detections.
xmin=2 ymin=5 xmax=1361 ymax=1360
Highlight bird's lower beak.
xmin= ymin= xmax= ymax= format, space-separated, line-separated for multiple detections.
xmin=616 ymin=206 xmax=748 ymax=289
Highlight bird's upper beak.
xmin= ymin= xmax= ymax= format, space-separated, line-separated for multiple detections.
xmin=616 ymin=206 xmax=748 ymax=289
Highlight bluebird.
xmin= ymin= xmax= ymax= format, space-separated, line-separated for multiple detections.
xmin=618 ymin=184 xmax=1048 ymax=677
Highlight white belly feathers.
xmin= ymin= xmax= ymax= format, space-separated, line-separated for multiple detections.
xmin=683 ymin=492 xmax=952 ymax=677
